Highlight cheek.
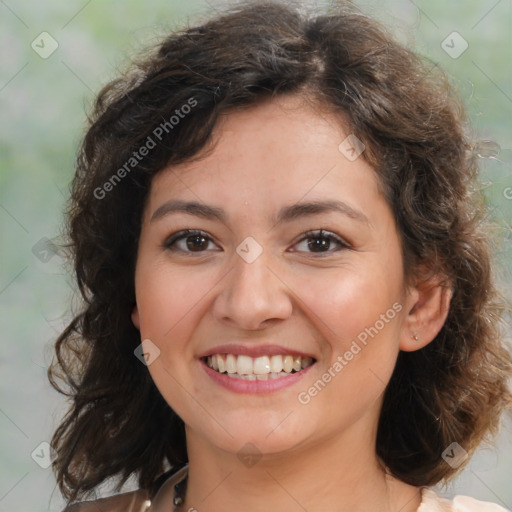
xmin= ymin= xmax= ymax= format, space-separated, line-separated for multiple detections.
xmin=302 ymin=265 xmax=402 ymax=344
xmin=297 ymin=271 xmax=402 ymax=421
xmin=296 ymin=257 xmax=405 ymax=402
xmin=135 ymin=262 xmax=216 ymax=345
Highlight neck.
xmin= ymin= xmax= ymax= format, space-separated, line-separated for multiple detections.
xmin=179 ymin=419 xmax=422 ymax=512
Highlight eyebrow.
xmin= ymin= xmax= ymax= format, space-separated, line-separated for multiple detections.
xmin=150 ymin=198 xmax=370 ymax=226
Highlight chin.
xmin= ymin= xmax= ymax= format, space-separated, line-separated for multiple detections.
xmin=186 ymin=413 xmax=297 ymax=446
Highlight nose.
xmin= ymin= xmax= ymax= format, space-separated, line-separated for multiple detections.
xmin=211 ymin=247 xmax=293 ymax=330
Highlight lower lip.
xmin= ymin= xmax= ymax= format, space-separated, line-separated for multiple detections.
xmin=200 ymin=359 xmax=315 ymax=394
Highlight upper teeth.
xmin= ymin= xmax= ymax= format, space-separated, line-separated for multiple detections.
xmin=206 ymin=354 xmax=314 ymax=375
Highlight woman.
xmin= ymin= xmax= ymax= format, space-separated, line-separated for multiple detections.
xmin=49 ymin=1 xmax=512 ymax=511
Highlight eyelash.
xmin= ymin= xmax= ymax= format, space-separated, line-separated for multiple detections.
xmin=162 ymin=229 xmax=351 ymax=256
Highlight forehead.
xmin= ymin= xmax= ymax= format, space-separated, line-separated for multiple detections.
xmin=145 ymin=95 xmax=383 ymax=222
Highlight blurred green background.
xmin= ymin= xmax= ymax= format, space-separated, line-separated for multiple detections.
xmin=1 ymin=1 xmax=511 ymax=511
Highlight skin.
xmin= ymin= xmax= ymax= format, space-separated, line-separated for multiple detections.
xmin=132 ymin=94 xmax=451 ymax=512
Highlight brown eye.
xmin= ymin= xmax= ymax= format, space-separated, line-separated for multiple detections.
xmin=292 ymin=229 xmax=350 ymax=255
xmin=185 ymin=234 xmax=209 ymax=251
xmin=163 ymin=230 xmax=218 ymax=254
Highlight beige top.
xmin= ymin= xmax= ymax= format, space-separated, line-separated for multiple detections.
xmin=64 ymin=468 xmax=511 ymax=512
xmin=418 ymin=488 xmax=509 ymax=512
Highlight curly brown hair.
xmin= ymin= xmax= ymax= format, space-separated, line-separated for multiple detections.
xmin=49 ymin=0 xmax=512 ymax=505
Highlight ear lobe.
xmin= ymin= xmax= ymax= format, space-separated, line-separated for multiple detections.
xmin=399 ymin=275 xmax=452 ymax=352
xmin=131 ymin=304 xmax=140 ymax=330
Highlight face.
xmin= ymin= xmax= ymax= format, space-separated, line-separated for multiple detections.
xmin=132 ymin=94 xmax=416 ymax=459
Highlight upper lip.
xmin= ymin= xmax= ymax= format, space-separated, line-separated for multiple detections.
xmin=198 ymin=344 xmax=317 ymax=360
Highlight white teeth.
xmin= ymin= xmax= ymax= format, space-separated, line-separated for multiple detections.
xmin=253 ymin=356 xmax=270 ymax=375
xmin=270 ymin=355 xmax=283 ymax=373
xmin=205 ymin=353 xmax=315 ymax=378
xmin=283 ymin=355 xmax=293 ymax=373
xmin=236 ymin=355 xmax=253 ymax=375
xmin=226 ymin=371 xmax=298 ymax=381
xmin=227 ymin=373 xmax=257 ymax=380
xmin=226 ymin=354 xmax=237 ymax=374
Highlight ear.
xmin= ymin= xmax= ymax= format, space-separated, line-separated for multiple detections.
xmin=399 ymin=269 xmax=452 ymax=352
xmin=131 ymin=304 xmax=140 ymax=330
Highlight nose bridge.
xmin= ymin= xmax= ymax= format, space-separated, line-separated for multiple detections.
xmin=212 ymin=239 xmax=292 ymax=329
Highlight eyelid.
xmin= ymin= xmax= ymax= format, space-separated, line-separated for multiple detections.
xmin=162 ymin=229 xmax=217 ymax=250
xmin=162 ymin=228 xmax=352 ymax=255
xmin=291 ymin=229 xmax=352 ymax=252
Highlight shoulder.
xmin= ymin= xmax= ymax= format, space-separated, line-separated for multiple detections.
xmin=452 ymin=495 xmax=510 ymax=512
xmin=419 ymin=487 xmax=510 ymax=512
xmin=61 ymin=464 xmax=188 ymax=512
xmin=62 ymin=489 xmax=150 ymax=512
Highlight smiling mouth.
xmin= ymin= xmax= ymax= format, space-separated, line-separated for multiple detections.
xmin=203 ymin=354 xmax=316 ymax=380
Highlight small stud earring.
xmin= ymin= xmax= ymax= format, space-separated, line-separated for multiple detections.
xmin=411 ymin=333 xmax=419 ymax=341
